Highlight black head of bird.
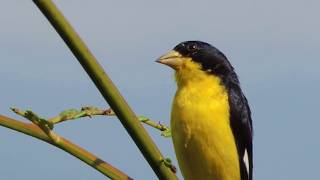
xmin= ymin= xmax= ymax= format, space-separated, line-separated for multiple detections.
xmin=156 ymin=41 xmax=234 ymax=78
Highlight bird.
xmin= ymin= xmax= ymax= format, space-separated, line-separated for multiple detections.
xmin=156 ymin=41 xmax=253 ymax=180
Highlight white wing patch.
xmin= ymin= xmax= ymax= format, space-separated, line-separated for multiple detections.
xmin=243 ymin=149 xmax=249 ymax=175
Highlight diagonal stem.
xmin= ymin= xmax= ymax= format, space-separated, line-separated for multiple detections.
xmin=32 ymin=0 xmax=177 ymax=179
xmin=0 ymin=115 xmax=132 ymax=180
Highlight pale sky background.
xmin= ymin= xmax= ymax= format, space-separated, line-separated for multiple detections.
xmin=1 ymin=0 xmax=320 ymax=180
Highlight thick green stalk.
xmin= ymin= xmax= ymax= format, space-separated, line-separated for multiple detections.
xmin=0 ymin=115 xmax=131 ymax=180
xmin=32 ymin=1 xmax=177 ymax=179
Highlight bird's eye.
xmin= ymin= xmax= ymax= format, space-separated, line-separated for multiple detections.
xmin=187 ymin=44 xmax=198 ymax=52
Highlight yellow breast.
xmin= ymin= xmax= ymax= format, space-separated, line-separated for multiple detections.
xmin=171 ymin=60 xmax=240 ymax=180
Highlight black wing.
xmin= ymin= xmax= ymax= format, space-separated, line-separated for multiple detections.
xmin=225 ymin=72 xmax=253 ymax=180
xmin=183 ymin=42 xmax=253 ymax=179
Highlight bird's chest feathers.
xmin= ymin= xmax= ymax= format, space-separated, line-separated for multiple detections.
xmin=170 ymin=64 xmax=241 ymax=180
xmin=171 ymin=65 xmax=231 ymax=147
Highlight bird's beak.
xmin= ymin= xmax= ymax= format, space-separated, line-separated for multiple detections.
xmin=156 ymin=50 xmax=183 ymax=70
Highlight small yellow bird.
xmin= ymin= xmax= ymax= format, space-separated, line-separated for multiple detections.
xmin=157 ymin=41 xmax=253 ymax=180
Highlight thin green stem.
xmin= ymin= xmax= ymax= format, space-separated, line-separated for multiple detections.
xmin=48 ymin=107 xmax=114 ymax=125
xmin=138 ymin=116 xmax=171 ymax=137
xmin=12 ymin=106 xmax=171 ymax=137
xmin=0 ymin=115 xmax=132 ymax=180
xmin=32 ymin=0 xmax=177 ymax=179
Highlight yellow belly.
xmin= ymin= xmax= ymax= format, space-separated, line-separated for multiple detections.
xmin=171 ymin=75 xmax=240 ymax=180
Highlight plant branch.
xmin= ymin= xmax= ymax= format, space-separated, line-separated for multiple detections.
xmin=138 ymin=116 xmax=171 ymax=137
xmin=38 ymin=106 xmax=172 ymax=137
xmin=47 ymin=107 xmax=113 ymax=125
xmin=10 ymin=106 xmax=174 ymax=173
xmin=32 ymin=0 xmax=177 ymax=179
xmin=0 ymin=114 xmax=132 ymax=180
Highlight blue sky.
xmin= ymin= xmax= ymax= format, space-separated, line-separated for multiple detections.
xmin=1 ymin=0 xmax=319 ymax=179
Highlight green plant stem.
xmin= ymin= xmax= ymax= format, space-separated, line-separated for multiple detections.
xmin=0 ymin=115 xmax=132 ymax=180
xmin=138 ymin=116 xmax=171 ymax=136
xmin=11 ymin=106 xmax=171 ymax=137
xmin=32 ymin=1 xmax=177 ymax=179
xmin=50 ymin=106 xmax=172 ymax=137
